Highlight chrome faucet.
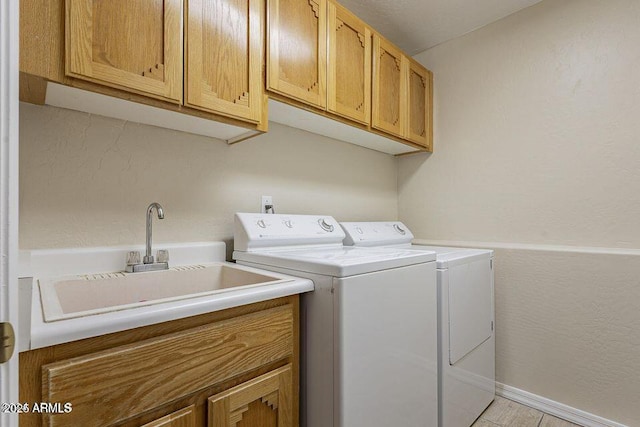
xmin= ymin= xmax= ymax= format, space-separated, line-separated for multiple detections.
xmin=145 ymin=202 xmax=164 ymax=264
xmin=125 ymin=202 xmax=169 ymax=273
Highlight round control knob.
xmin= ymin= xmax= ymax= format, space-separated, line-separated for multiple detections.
xmin=257 ymin=219 xmax=267 ymax=228
xmin=284 ymin=220 xmax=293 ymax=228
xmin=393 ymin=224 xmax=406 ymax=235
xmin=318 ymin=218 xmax=334 ymax=232
xmin=356 ymin=226 xmax=363 ymax=234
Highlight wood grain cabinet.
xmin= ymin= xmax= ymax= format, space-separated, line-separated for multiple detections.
xmin=143 ymin=406 xmax=197 ymax=427
xmin=20 ymin=297 xmax=299 ymax=427
xmin=327 ymin=1 xmax=371 ymax=125
xmin=267 ymin=0 xmax=327 ymax=109
xmin=22 ymin=0 xmax=267 ymax=131
xmin=371 ymin=34 xmax=406 ymax=139
xmin=209 ymin=365 xmax=293 ymax=427
xmin=406 ymin=57 xmax=433 ymax=149
xmin=372 ymin=34 xmax=433 ymax=150
xmin=65 ymin=0 xmax=183 ymax=103
xmin=185 ymin=0 xmax=264 ymax=123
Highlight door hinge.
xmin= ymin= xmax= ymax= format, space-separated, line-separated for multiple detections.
xmin=0 ymin=322 xmax=16 ymax=364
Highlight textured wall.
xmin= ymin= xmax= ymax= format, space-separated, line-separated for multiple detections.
xmin=401 ymin=0 xmax=640 ymax=424
xmin=20 ymin=103 xmax=398 ymax=257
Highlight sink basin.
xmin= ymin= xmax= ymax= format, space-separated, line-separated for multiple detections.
xmin=39 ymin=263 xmax=287 ymax=322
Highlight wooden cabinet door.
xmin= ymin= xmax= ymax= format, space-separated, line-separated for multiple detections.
xmin=267 ymin=0 xmax=327 ymax=109
xmin=186 ymin=0 xmax=263 ymax=123
xmin=208 ymin=364 xmax=293 ymax=427
xmin=143 ymin=406 xmax=197 ymax=427
xmin=327 ymin=1 xmax=371 ymax=125
xmin=406 ymin=59 xmax=432 ymax=149
xmin=372 ymin=34 xmax=406 ymax=138
xmin=65 ymin=0 xmax=183 ymax=103
xmin=41 ymin=305 xmax=293 ymax=427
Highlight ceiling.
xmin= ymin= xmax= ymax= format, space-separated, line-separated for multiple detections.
xmin=338 ymin=0 xmax=543 ymax=55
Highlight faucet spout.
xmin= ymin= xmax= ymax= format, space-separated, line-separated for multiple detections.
xmin=145 ymin=202 xmax=164 ymax=264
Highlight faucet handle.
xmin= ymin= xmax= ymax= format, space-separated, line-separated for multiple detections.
xmin=126 ymin=251 xmax=141 ymax=266
xmin=156 ymin=249 xmax=169 ymax=264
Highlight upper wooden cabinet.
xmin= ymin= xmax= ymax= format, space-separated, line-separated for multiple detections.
xmin=65 ymin=0 xmax=183 ymax=103
xmin=407 ymin=57 xmax=433 ymax=149
xmin=372 ymin=34 xmax=405 ymax=139
xmin=372 ymin=34 xmax=433 ymax=150
xmin=267 ymin=0 xmax=327 ymax=109
xmin=266 ymin=0 xmax=434 ymax=153
xmin=185 ymin=0 xmax=264 ymax=123
xmin=327 ymin=1 xmax=371 ymax=125
xmin=23 ymin=0 xmax=431 ymax=152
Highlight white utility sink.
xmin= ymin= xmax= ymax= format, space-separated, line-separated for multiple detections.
xmin=39 ymin=263 xmax=287 ymax=322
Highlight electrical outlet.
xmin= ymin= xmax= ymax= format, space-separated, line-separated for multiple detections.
xmin=261 ymin=196 xmax=273 ymax=214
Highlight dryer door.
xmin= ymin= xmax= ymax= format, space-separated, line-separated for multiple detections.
xmin=448 ymin=258 xmax=493 ymax=364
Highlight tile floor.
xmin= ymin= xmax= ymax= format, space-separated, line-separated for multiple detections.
xmin=472 ymin=396 xmax=582 ymax=427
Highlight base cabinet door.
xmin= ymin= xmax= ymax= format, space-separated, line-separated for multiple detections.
xmin=267 ymin=0 xmax=327 ymax=109
xmin=185 ymin=0 xmax=264 ymax=123
xmin=208 ymin=365 xmax=293 ymax=427
xmin=143 ymin=406 xmax=197 ymax=427
xmin=65 ymin=0 xmax=183 ymax=103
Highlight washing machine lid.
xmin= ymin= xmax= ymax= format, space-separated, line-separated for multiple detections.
xmin=233 ymin=246 xmax=435 ymax=277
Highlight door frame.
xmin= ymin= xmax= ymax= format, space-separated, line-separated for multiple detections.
xmin=0 ymin=0 xmax=20 ymax=425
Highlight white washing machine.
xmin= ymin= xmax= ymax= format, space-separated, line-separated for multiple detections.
xmin=341 ymin=221 xmax=495 ymax=427
xmin=233 ymin=213 xmax=438 ymax=427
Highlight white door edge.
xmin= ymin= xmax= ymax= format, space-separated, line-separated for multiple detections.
xmin=0 ymin=0 xmax=20 ymax=425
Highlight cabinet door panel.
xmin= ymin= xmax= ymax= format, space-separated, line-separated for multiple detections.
xmin=66 ymin=0 xmax=182 ymax=102
xmin=186 ymin=0 xmax=263 ymax=122
xmin=372 ymin=35 xmax=405 ymax=138
xmin=209 ymin=364 xmax=293 ymax=427
xmin=268 ymin=0 xmax=327 ymax=108
xmin=142 ymin=406 xmax=197 ymax=427
xmin=327 ymin=2 xmax=371 ymax=125
xmin=42 ymin=305 xmax=293 ymax=427
xmin=407 ymin=60 xmax=432 ymax=149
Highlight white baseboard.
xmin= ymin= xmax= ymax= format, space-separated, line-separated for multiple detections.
xmin=496 ymin=383 xmax=628 ymax=427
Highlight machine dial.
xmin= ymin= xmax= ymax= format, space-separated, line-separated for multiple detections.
xmin=393 ymin=224 xmax=406 ymax=235
xmin=318 ymin=218 xmax=334 ymax=232
xmin=284 ymin=220 xmax=293 ymax=228
xmin=257 ymin=219 xmax=267 ymax=228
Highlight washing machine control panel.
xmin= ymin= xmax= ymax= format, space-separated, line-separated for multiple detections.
xmin=234 ymin=213 xmax=345 ymax=251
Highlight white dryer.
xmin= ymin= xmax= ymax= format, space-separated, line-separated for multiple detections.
xmin=233 ymin=213 xmax=438 ymax=427
xmin=341 ymin=221 xmax=495 ymax=427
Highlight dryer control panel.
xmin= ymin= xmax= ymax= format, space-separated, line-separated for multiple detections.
xmin=234 ymin=213 xmax=345 ymax=252
xmin=341 ymin=221 xmax=415 ymax=247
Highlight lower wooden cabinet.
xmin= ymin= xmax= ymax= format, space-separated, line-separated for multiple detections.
xmin=209 ymin=365 xmax=293 ymax=427
xmin=19 ymin=296 xmax=299 ymax=427
xmin=143 ymin=406 xmax=197 ymax=427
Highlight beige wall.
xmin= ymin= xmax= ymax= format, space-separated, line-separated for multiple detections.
xmin=401 ymin=0 xmax=640 ymax=424
xmin=20 ymin=103 xmax=398 ymax=258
